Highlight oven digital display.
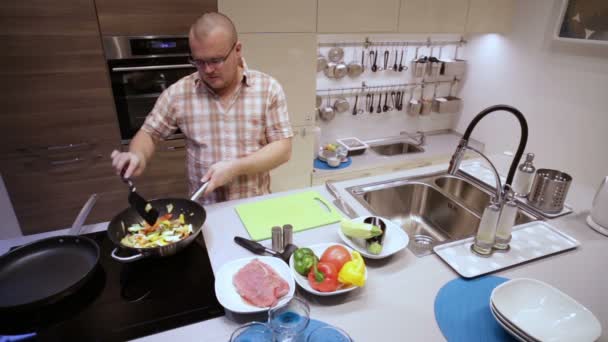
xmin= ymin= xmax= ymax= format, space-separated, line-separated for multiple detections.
xmin=150 ymin=40 xmax=177 ymax=49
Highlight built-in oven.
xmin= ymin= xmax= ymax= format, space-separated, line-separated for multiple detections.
xmin=103 ymin=36 xmax=196 ymax=144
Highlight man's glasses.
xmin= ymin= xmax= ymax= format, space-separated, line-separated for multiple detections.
xmin=189 ymin=42 xmax=236 ymax=69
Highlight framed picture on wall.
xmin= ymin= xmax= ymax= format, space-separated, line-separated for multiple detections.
xmin=554 ymin=0 xmax=608 ymax=44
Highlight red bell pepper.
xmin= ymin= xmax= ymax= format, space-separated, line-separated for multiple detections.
xmin=307 ymin=261 xmax=339 ymax=292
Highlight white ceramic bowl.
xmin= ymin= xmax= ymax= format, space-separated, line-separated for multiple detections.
xmin=214 ymin=256 xmax=295 ymax=314
xmin=288 ymin=242 xmax=366 ymax=296
xmin=491 ymin=278 xmax=602 ymax=342
xmin=338 ymin=216 xmax=409 ymax=259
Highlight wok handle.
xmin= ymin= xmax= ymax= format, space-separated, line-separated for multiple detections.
xmin=191 ymin=181 xmax=209 ymax=201
xmin=69 ymin=194 xmax=98 ymax=236
xmin=111 ymin=248 xmax=145 ymax=263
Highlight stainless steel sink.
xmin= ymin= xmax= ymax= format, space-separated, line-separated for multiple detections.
xmin=346 ymin=172 xmax=542 ymax=257
xmin=370 ymin=142 xmax=424 ymax=156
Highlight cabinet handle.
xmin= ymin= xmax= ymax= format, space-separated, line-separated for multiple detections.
xmin=50 ymin=157 xmax=85 ymax=166
xmin=46 ymin=142 xmax=91 ymax=151
xmin=164 ymin=145 xmax=185 ymax=151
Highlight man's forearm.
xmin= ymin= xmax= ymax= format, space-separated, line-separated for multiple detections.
xmin=234 ymin=138 xmax=292 ymax=176
xmin=129 ymin=130 xmax=157 ymax=166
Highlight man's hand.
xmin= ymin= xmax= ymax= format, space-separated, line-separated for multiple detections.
xmin=200 ymin=160 xmax=241 ymax=195
xmin=111 ymin=150 xmax=145 ymax=179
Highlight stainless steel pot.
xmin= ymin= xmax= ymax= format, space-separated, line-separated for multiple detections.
xmin=108 ymin=183 xmax=208 ymax=262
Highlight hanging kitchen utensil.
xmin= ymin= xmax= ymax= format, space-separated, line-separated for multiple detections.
xmin=323 ymin=62 xmax=336 ymax=78
xmin=366 ymin=93 xmax=373 ymax=113
xmin=352 ymin=94 xmax=359 ymax=115
xmin=107 ymin=182 xmax=209 ymax=263
xmin=383 ymin=91 xmax=389 ymax=112
xmin=347 ymin=47 xmax=364 ymax=78
xmin=319 ymin=91 xmax=335 ymax=121
xmin=317 ymin=48 xmax=328 ymax=73
xmin=121 ymin=170 xmax=159 ymax=226
xmin=390 ymin=91 xmax=396 ymax=111
xmin=376 ymin=92 xmax=383 ymax=113
xmin=333 ymin=92 xmax=350 ymax=113
xmin=328 ymin=46 xmax=344 ymax=62
xmin=371 ymin=49 xmax=378 ymax=72
xmin=383 ymin=49 xmax=389 ymax=71
xmin=392 ymin=49 xmax=398 ymax=71
xmin=0 ymin=194 xmax=99 ymax=311
xmin=398 ymin=43 xmax=407 ymax=72
xmin=334 ymin=60 xmax=348 ymax=79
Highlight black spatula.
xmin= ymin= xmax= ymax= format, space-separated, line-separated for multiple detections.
xmin=121 ymin=171 xmax=159 ymax=226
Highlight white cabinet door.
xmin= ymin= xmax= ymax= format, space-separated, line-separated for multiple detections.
xmin=219 ymin=0 xmax=316 ymax=33
xmin=270 ymin=125 xmax=315 ymax=192
xmin=398 ymin=0 xmax=468 ymax=33
xmin=317 ymin=0 xmax=400 ymax=33
xmin=466 ymin=0 xmax=513 ymax=33
xmin=239 ymin=33 xmax=316 ymax=127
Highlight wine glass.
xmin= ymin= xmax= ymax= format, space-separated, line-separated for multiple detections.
xmin=307 ymin=325 xmax=352 ymax=342
xmin=229 ymin=322 xmax=273 ymax=342
xmin=267 ymin=297 xmax=310 ymax=342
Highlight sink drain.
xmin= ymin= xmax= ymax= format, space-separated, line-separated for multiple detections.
xmin=413 ymin=234 xmax=434 ymax=246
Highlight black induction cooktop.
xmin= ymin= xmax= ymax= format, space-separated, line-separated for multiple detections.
xmin=0 ymin=231 xmax=225 ymax=341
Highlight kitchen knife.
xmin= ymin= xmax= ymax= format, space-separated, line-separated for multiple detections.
xmin=121 ymin=170 xmax=159 ymax=226
xmin=234 ymin=236 xmax=297 ymax=263
xmin=325 ymin=181 xmax=358 ymax=219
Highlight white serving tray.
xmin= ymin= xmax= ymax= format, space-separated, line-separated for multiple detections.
xmin=433 ymin=221 xmax=580 ymax=279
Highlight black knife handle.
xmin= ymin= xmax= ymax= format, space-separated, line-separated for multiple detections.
xmin=234 ymin=236 xmax=268 ymax=255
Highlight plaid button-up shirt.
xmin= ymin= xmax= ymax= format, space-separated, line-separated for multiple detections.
xmin=141 ymin=59 xmax=293 ymax=204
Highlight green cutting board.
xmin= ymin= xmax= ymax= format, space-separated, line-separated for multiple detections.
xmin=235 ymin=191 xmax=344 ymax=241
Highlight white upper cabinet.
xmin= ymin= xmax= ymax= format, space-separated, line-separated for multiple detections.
xmin=219 ymin=0 xmax=316 ymax=32
xmin=317 ymin=0 xmax=400 ymax=33
xmin=398 ymin=0 xmax=468 ymax=33
xmin=239 ymin=33 xmax=316 ymax=127
xmin=466 ymin=0 xmax=513 ymax=33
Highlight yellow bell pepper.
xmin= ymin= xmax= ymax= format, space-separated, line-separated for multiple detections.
xmin=338 ymin=251 xmax=366 ymax=287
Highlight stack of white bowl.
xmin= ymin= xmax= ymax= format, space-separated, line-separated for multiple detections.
xmin=490 ymin=278 xmax=602 ymax=342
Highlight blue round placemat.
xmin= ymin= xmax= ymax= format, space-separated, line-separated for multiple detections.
xmin=235 ymin=318 xmax=348 ymax=342
xmin=434 ymin=276 xmax=516 ymax=342
xmin=314 ymin=157 xmax=351 ymax=170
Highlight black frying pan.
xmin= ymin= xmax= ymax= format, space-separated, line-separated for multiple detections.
xmin=107 ymin=182 xmax=208 ymax=263
xmin=0 ymin=195 xmax=99 ymax=311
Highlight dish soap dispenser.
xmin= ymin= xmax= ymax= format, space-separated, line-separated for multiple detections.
xmin=513 ymin=153 xmax=535 ymax=198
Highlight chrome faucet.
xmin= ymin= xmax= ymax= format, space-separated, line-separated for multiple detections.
xmin=447 ymin=105 xmax=529 ymax=256
xmin=400 ymin=130 xmax=426 ymax=146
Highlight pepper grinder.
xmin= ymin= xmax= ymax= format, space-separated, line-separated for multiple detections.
xmin=282 ymin=224 xmax=293 ymax=250
xmin=271 ymin=226 xmax=283 ymax=252
xmin=512 ymin=153 xmax=536 ymax=198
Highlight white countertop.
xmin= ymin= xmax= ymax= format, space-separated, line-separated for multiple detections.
xmin=2 ymin=161 xmax=606 ymax=341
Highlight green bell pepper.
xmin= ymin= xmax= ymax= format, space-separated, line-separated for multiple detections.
xmin=293 ymin=247 xmax=318 ymax=276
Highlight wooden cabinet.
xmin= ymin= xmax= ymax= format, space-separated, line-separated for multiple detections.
xmin=0 ymin=0 xmax=124 ymax=234
xmin=95 ymin=0 xmax=217 ymax=36
xmin=466 ymin=0 xmax=513 ymax=33
xmin=270 ymin=126 xmax=315 ymax=192
xmin=220 ymin=0 xmax=316 ymax=33
xmin=317 ymin=0 xmax=400 ymax=33
xmin=398 ymin=0 xmax=468 ymax=33
xmin=239 ymin=33 xmax=317 ymax=127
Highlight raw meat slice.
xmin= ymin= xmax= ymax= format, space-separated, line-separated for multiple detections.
xmin=233 ymin=259 xmax=289 ymax=308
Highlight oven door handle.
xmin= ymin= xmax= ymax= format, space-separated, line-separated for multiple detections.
xmin=111 ymin=64 xmax=195 ymax=72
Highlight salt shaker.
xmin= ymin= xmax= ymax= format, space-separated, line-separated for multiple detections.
xmin=512 ymin=153 xmax=535 ymax=198
xmin=282 ymin=224 xmax=293 ymax=250
xmin=271 ymin=226 xmax=283 ymax=252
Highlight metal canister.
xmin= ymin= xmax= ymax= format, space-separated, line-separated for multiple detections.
xmin=271 ymin=226 xmax=283 ymax=252
xmin=528 ymin=169 xmax=572 ymax=214
xmin=282 ymin=224 xmax=293 ymax=250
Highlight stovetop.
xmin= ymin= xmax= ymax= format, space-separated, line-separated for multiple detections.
xmin=0 ymin=231 xmax=225 ymax=341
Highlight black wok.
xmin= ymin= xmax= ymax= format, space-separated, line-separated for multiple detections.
xmin=108 ymin=182 xmax=208 ymax=263
xmin=0 ymin=195 xmax=99 ymax=311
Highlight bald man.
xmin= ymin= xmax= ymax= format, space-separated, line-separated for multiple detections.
xmin=111 ymin=13 xmax=293 ymax=204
